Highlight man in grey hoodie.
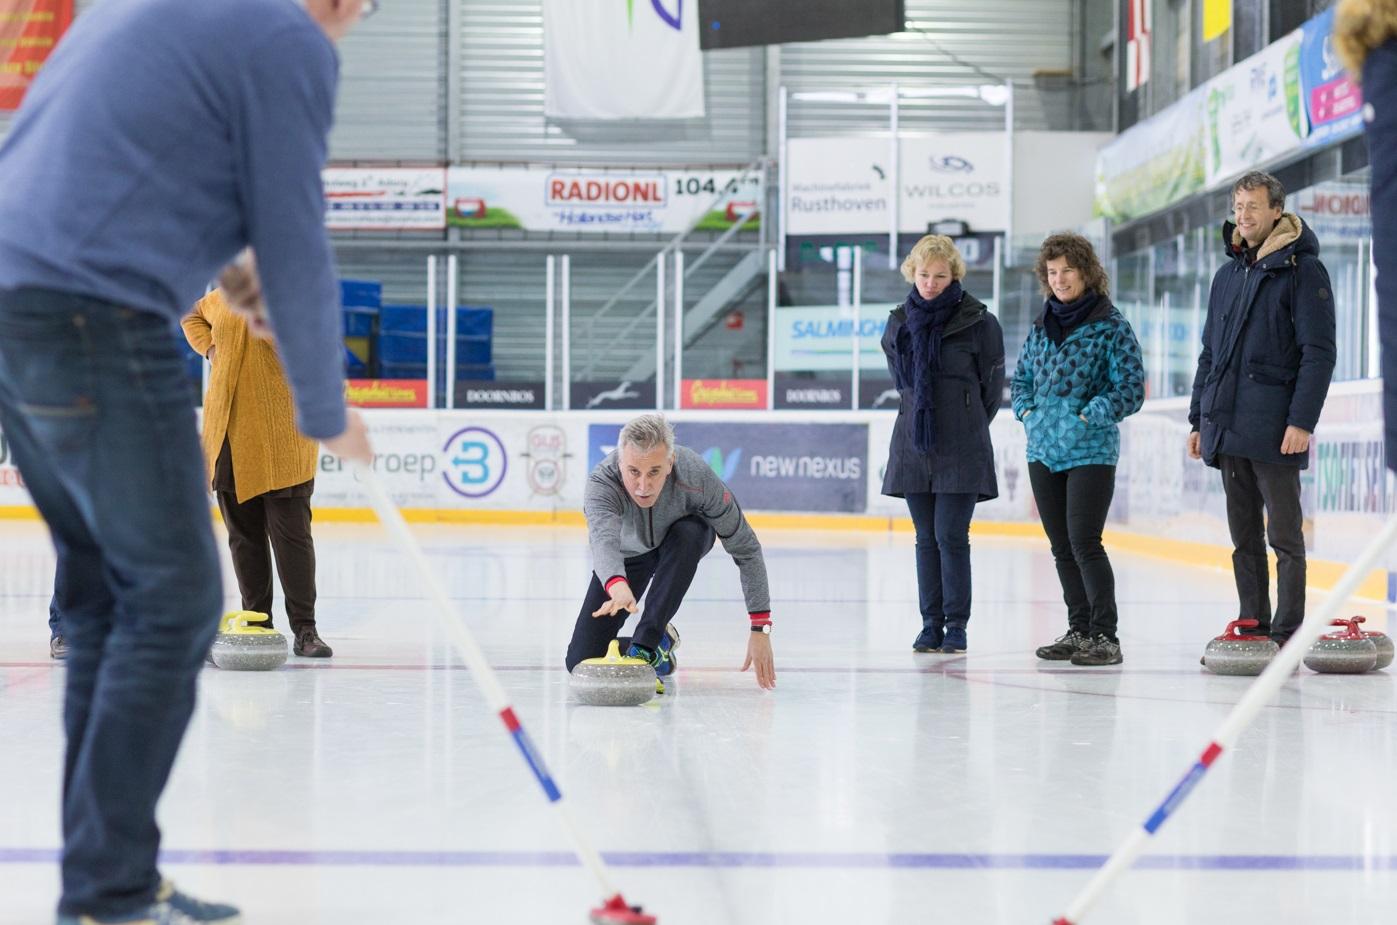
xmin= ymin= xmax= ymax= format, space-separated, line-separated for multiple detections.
xmin=566 ymin=413 xmax=776 ymax=689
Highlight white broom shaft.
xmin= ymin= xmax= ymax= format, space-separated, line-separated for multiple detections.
xmin=1057 ymin=513 xmax=1397 ymax=924
xmin=352 ymin=462 xmax=619 ymax=898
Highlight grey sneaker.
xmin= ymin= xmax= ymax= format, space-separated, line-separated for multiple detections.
xmin=49 ymin=634 xmax=68 ymax=660
xmin=58 ymin=880 xmax=240 ymax=924
xmin=1071 ymin=635 xmax=1123 ymax=666
xmin=1036 ymin=630 xmax=1090 ymax=661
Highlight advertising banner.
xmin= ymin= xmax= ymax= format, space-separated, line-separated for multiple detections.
xmin=323 ymin=168 xmax=447 ymax=231
xmin=773 ymin=305 xmax=890 ymax=372
xmin=773 ymin=375 xmax=852 ymax=410
xmin=786 ymin=134 xmax=1008 ymax=236
xmin=346 ymin=379 xmax=428 ymax=409
xmin=680 ymin=379 xmax=769 ymax=410
xmin=1094 ymin=86 xmax=1208 ymax=222
xmin=1204 ymin=28 xmax=1306 ymax=186
xmin=571 ymin=378 xmax=657 ymax=411
xmin=446 ymin=166 xmax=759 ymax=234
xmin=1300 ymin=8 xmax=1365 ymax=149
xmin=0 ymin=0 xmax=71 ymax=110
xmin=897 ymin=133 xmax=1008 ymax=233
xmin=543 ymin=0 xmax=704 ymax=120
xmin=454 ymin=381 xmax=547 ymax=410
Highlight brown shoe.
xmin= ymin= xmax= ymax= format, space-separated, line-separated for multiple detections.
xmin=293 ymin=629 xmax=333 ymax=658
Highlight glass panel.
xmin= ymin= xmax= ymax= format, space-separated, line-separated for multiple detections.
xmin=1151 ymin=232 xmax=1206 ymax=399
xmin=568 ymin=251 xmax=664 ymax=411
xmin=1292 ymin=175 xmax=1372 ymax=383
xmin=672 ymin=244 xmax=772 ymax=411
xmin=1112 ymin=248 xmax=1154 ymax=397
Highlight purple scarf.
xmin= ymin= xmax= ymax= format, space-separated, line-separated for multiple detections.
xmin=899 ymin=281 xmax=962 ymax=453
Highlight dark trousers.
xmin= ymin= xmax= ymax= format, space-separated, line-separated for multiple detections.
xmin=1220 ymin=454 xmax=1305 ymax=641
xmin=216 ymin=490 xmax=317 ymax=635
xmin=1029 ymin=462 xmax=1119 ymax=640
xmin=904 ymin=491 xmax=977 ymax=631
xmin=0 ymin=291 xmax=222 ymax=918
xmin=565 ymin=516 xmax=715 ymax=671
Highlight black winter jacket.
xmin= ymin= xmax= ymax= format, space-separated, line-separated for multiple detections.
xmin=1189 ymin=214 xmax=1337 ymax=469
xmin=880 ymin=291 xmax=1005 ymax=499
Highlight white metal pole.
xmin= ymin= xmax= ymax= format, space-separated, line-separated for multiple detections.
xmin=561 ymin=254 xmax=572 ymax=410
xmin=851 ymin=246 xmax=862 ymax=410
xmin=445 ymin=254 xmax=459 ymax=409
xmin=1367 ymin=238 xmax=1381 ymax=378
xmin=545 ymin=255 xmax=556 ymax=411
xmin=1004 ymin=80 xmax=1015 ymax=259
xmin=655 ymin=252 xmax=666 ymax=410
xmin=778 ymin=86 xmax=788 ymax=273
xmin=889 ymin=82 xmax=899 ymax=270
xmin=766 ymin=247 xmax=777 ymax=410
xmin=426 ymin=255 xmax=438 ymax=409
xmin=673 ymin=249 xmax=684 ymax=410
xmin=992 ymin=235 xmax=1003 ymax=316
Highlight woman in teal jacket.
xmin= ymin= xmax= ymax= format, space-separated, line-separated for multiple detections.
xmin=1011 ymin=233 xmax=1144 ymax=666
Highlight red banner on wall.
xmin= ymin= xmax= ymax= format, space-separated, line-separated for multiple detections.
xmin=0 ymin=0 xmax=73 ymax=111
xmin=345 ymin=379 xmax=428 ymax=409
xmin=680 ymin=379 xmax=769 ymax=410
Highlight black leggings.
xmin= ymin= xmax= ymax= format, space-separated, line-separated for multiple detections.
xmin=1028 ymin=462 xmax=1118 ymax=640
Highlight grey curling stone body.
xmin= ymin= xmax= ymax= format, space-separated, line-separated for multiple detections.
xmin=1368 ymin=632 xmax=1394 ymax=671
xmin=571 ymin=640 xmax=656 ymax=706
xmin=210 ymin=611 xmax=288 ymax=671
xmin=1203 ymin=620 xmax=1277 ymax=676
xmin=1304 ymin=630 xmax=1377 ymax=675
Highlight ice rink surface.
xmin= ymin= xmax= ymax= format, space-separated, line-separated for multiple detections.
xmin=1 ymin=520 xmax=1393 ymax=924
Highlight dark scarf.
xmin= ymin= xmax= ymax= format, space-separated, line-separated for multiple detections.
xmin=899 ymin=281 xmax=962 ymax=453
xmin=1044 ymin=290 xmax=1102 ymax=346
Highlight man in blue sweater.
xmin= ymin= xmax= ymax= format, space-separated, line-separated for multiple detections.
xmin=0 ymin=2 xmax=374 ymax=922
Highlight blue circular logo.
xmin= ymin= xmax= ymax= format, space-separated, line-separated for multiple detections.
xmin=441 ymin=426 xmax=508 ymax=498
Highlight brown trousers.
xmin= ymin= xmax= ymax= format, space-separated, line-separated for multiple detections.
xmin=213 ymin=439 xmax=317 ymax=634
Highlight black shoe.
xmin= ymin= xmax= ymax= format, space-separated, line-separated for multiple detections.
xmin=1036 ymin=630 xmax=1090 ymax=661
xmin=912 ymin=626 xmax=944 ymax=652
xmin=49 ymin=635 xmax=68 ymax=660
xmin=293 ymin=629 xmax=333 ymax=658
xmin=940 ymin=624 xmax=967 ymax=654
xmin=1070 ymin=635 xmax=1123 ymax=666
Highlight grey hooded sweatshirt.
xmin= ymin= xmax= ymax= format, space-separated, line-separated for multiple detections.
xmin=585 ymin=445 xmax=771 ymax=617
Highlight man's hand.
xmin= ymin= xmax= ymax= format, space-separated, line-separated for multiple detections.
xmin=1187 ymin=430 xmax=1202 ymax=460
xmin=591 ymin=580 xmax=637 ymax=617
xmin=742 ymin=633 xmax=776 ymax=690
xmin=325 ymin=408 xmax=373 ymax=465
xmin=1280 ymin=425 xmax=1311 ymax=455
xmin=218 ymin=249 xmax=273 ymax=339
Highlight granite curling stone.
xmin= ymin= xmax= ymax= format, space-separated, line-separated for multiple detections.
xmin=1333 ymin=616 xmax=1393 ymax=672
xmin=1304 ymin=619 xmax=1378 ymax=675
xmin=1202 ymin=619 xmax=1278 ymax=676
xmin=210 ymin=611 xmax=288 ymax=671
xmin=571 ymin=640 xmax=657 ymax=706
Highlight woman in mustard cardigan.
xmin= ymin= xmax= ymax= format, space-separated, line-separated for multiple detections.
xmin=183 ymin=289 xmax=332 ymax=657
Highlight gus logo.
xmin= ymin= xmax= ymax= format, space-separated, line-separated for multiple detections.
xmin=442 ymin=426 xmax=507 ymax=498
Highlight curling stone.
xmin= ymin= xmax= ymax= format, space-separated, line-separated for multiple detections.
xmin=1304 ymin=619 xmax=1377 ymax=674
xmin=570 ymin=640 xmax=656 ymax=707
xmin=1201 ymin=619 xmax=1278 ymax=676
xmin=209 ymin=611 xmax=288 ymax=671
xmin=1331 ymin=616 xmax=1393 ymax=671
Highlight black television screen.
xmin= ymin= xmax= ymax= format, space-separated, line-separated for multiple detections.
xmin=697 ymin=0 xmax=906 ymax=50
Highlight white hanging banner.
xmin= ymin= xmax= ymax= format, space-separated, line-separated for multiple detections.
xmin=543 ymin=0 xmax=705 ymax=120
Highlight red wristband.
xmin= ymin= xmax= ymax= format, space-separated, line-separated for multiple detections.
xmin=749 ymin=611 xmax=772 ymax=627
xmin=604 ymin=575 xmax=628 ymax=592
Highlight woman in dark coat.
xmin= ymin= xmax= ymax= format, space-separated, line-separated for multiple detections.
xmin=881 ymin=234 xmax=1005 ymax=654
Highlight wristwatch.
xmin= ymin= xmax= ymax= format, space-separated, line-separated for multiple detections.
xmin=750 ymin=624 xmax=772 ymax=635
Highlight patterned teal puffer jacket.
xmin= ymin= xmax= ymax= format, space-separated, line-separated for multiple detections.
xmin=1010 ymin=300 xmax=1145 ymax=472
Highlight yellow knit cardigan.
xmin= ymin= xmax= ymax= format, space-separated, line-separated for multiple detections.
xmin=182 ymin=290 xmax=320 ymax=503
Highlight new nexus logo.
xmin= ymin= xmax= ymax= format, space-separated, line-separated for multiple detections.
xmin=701 ymin=446 xmax=742 ymax=481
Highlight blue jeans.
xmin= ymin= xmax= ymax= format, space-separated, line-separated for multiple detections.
xmin=904 ymin=492 xmax=977 ymax=630
xmin=0 ymin=289 xmax=222 ymax=919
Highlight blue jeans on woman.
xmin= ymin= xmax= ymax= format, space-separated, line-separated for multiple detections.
xmin=905 ymin=492 xmax=977 ymax=641
xmin=0 ymin=289 xmax=222 ymax=919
